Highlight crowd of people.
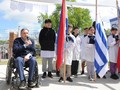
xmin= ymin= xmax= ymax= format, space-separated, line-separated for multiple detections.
xmin=39 ymin=19 xmax=120 ymax=82
xmin=12 ymin=19 xmax=120 ymax=89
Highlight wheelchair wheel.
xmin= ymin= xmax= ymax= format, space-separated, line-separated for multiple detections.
xmin=6 ymin=57 xmax=14 ymax=85
xmin=33 ymin=62 xmax=40 ymax=87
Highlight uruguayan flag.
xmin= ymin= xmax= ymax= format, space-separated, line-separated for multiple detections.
xmin=94 ymin=17 xmax=109 ymax=78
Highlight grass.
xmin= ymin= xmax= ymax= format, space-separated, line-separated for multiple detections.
xmin=0 ymin=60 xmax=8 ymax=65
xmin=0 ymin=56 xmax=42 ymax=65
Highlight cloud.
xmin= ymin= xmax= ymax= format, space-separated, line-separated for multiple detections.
xmin=18 ymin=21 xmax=40 ymax=32
xmin=0 ymin=0 xmax=39 ymax=22
xmin=0 ymin=0 xmax=42 ymax=39
xmin=0 ymin=0 xmax=119 ymax=32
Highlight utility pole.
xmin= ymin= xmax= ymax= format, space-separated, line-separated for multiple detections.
xmin=18 ymin=26 xmax=20 ymax=37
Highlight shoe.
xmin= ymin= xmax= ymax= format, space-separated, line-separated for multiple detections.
xmin=56 ymin=70 xmax=60 ymax=77
xmin=81 ymin=71 xmax=84 ymax=75
xmin=28 ymin=80 xmax=36 ymax=87
xmin=97 ymin=74 xmax=100 ymax=79
xmin=19 ymin=80 xmax=26 ymax=90
xmin=58 ymin=77 xmax=63 ymax=82
xmin=110 ymin=74 xmax=119 ymax=80
xmin=66 ymin=77 xmax=73 ymax=82
xmin=89 ymin=78 xmax=95 ymax=81
xmin=103 ymin=75 xmax=106 ymax=79
xmin=48 ymin=72 xmax=53 ymax=78
xmin=42 ymin=72 xmax=46 ymax=78
xmin=114 ymin=74 xmax=119 ymax=79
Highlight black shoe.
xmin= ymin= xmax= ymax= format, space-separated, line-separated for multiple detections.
xmin=103 ymin=75 xmax=106 ymax=79
xmin=66 ymin=77 xmax=73 ymax=82
xmin=28 ymin=80 xmax=36 ymax=88
xmin=114 ymin=74 xmax=119 ymax=79
xmin=19 ymin=80 xmax=26 ymax=90
xmin=48 ymin=72 xmax=53 ymax=78
xmin=42 ymin=72 xmax=46 ymax=78
xmin=81 ymin=71 xmax=84 ymax=75
xmin=110 ymin=74 xmax=119 ymax=80
xmin=56 ymin=71 xmax=60 ymax=77
xmin=58 ymin=77 xmax=63 ymax=82
xmin=97 ymin=74 xmax=100 ymax=78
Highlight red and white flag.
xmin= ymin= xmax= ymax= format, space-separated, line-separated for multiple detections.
xmin=56 ymin=0 xmax=67 ymax=70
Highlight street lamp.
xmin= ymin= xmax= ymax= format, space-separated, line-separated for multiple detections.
xmin=18 ymin=26 xmax=20 ymax=37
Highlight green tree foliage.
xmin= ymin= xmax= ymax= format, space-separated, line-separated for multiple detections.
xmin=0 ymin=40 xmax=8 ymax=45
xmin=38 ymin=1 xmax=92 ymax=32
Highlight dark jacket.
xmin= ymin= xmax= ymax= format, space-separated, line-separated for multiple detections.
xmin=13 ymin=37 xmax=36 ymax=58
xmin=39 ymin=27 xmax=56 ymax=51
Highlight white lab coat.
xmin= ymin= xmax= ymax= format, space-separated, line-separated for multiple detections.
xmin=108 ymin=35 xmax=119 ymax=63
xmin=80 ymin=35 xmax=88 ymax=60
xmin=84 ymin=35 xmax=95 ymax=62
xmin=64 ymin=34 xmax=76 ymax=65
xmin=72 ymin=35 xmax=81 ymax=61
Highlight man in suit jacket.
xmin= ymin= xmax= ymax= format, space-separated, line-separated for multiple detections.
xmin=13 ymin=28 xmax=36 ymax=89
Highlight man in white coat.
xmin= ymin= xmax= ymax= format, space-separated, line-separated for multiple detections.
xmin=80 ymin=27 xmax=89 ymax=75
xmin=58 ymin=24 xmax=75 ymax=82
xmin=108 ymin=27 xmax=120 ymax=80
xmin=71 ymin=27 xmax=81 ymax=77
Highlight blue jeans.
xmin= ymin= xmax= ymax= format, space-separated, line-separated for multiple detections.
xmin=15 ymin=56 xmax=36 ymax=81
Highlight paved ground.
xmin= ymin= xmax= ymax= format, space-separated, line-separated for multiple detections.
xmin=0 ymin=65 xmax=120 ymax=90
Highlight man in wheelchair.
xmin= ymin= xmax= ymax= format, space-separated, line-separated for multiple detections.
xmin=13 ymin=28 xmax=37 ymax=89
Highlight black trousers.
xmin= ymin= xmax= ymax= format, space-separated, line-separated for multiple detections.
xmin=71 ymin=60 xmax=79 ymax=75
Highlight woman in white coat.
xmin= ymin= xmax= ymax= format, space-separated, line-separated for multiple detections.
xmin=80 ymin=28 xmax=89 ymax=75
xmin=58 ymin=24 xmax=75 ymax=82
xmin=84 ymin=27 xmax=95 ymax=81
xmin=108 ymin=27 xmax=120 ymax=80
xmin=71 ymin=27 xmax=81 ymax=77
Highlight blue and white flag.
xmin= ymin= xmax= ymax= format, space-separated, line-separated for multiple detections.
xmin=94 ymin=17 xmax=109 ymax=78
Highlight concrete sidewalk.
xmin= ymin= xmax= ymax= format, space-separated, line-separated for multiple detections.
xmin=0 ymin=65 xmax=120 ymax=90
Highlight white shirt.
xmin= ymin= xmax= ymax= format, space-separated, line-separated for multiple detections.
xmin=80 ymin=35 xmax=88 ymax=60
xmin=72 ymin=35 xmax=81 ymax=61
xmin=41 ymin=50 xmax=56 ymax=58
xmin=108 ymin=34 xmax=119 ymax=63
xmin=84 ymin=35 xmax=95 ymax=62
xmin=64 ymin=33 xmax=76 ymax=65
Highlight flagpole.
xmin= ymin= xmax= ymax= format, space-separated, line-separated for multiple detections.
xmin=95 ymin=0 xmax=98 ymax=22
xmin=116 ymin=0 xmax=120 ymax=74
xmin=116 ymin=0 xmax=120 ymax=34
xmin=94 ymin=0 xmax=98 ymax=81
xmin=63 ymin=50 xmax=66 ymax=83
xmin=61 ymin=0 xmax=66 ymax=83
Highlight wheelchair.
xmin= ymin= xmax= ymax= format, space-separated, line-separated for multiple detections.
xmin=6 ymin=56 xmax=40 ymax=90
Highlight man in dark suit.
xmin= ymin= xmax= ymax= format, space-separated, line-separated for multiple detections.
xmin=13 ymin=28 xmax=36 ymax=89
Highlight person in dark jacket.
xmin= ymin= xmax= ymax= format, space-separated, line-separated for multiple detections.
xmin=13 ymin=28 xmax=36 ymax=89
xmin=39 ymin=19 xmax=56 ymax=78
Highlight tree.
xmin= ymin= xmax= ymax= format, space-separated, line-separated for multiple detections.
xmin=38 ymin=0 xmax=92 ymax=32
xmin=0 ymin=40 xmax=8 ymax=45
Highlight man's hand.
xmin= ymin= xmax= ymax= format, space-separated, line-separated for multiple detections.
xmin=24 ymin=55 xmax=29 ymax=61
xmin=24 ymin=53 xmax=32 ymax=61
xmin=25 ymin=40 xmax=32 ymax=46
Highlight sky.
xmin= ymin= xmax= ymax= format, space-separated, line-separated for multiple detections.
xmin=0 ymin=0 xmax=52 ymax=40
xmin=0 ymin=0 xmax=119 ymax=40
